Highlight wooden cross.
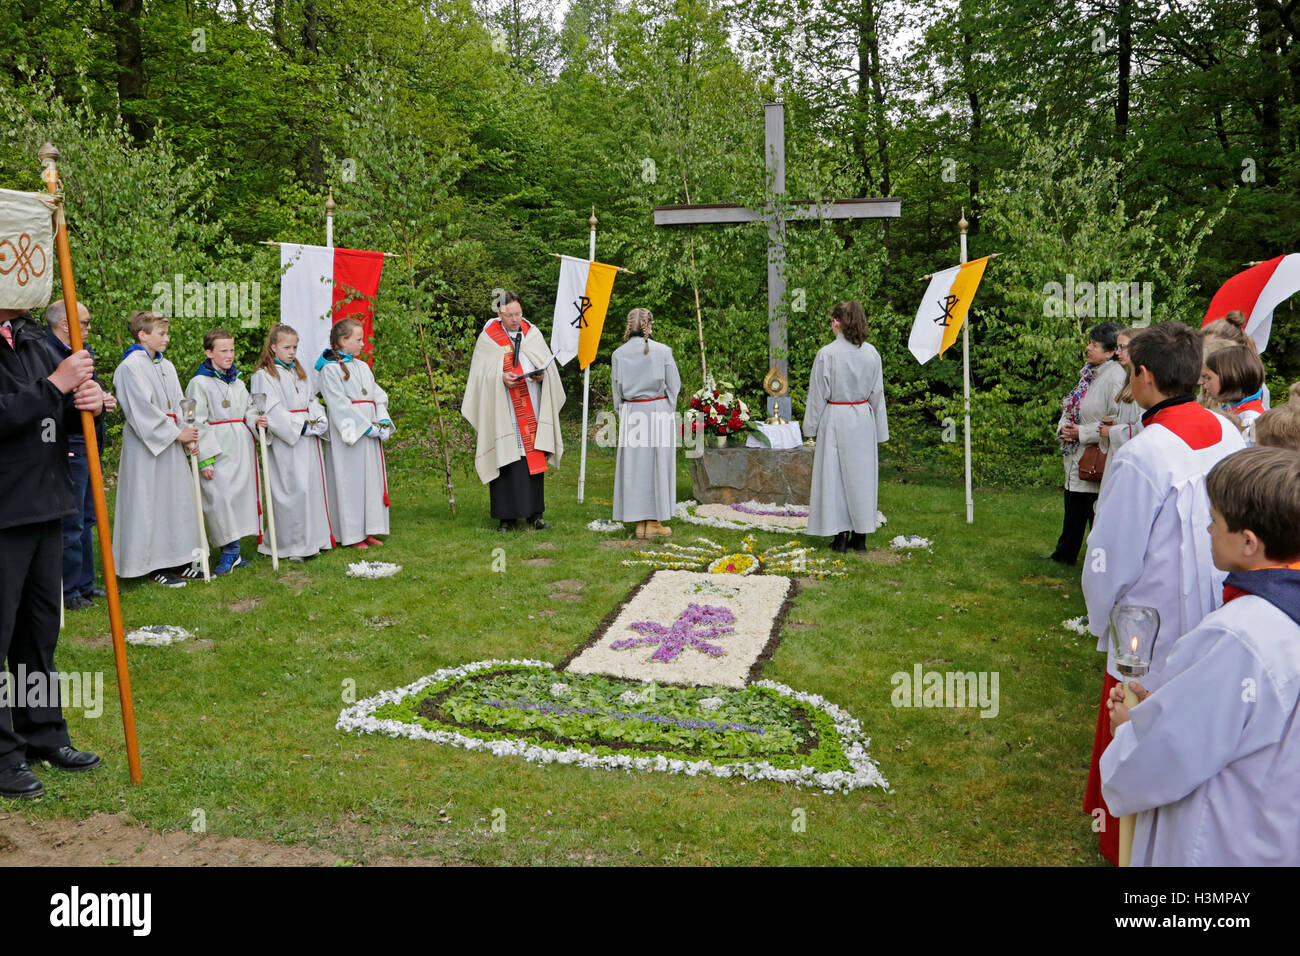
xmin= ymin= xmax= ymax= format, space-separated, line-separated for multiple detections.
xmin=654 ymin=102 xmax=900 ymax=419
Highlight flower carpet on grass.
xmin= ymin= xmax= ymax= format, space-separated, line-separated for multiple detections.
xmin=338 ymin=554 xmax=889 ymax=792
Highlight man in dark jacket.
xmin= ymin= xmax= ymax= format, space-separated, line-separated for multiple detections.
xmin=44 ymin=300 xmax=116 ymax=611
xmin=0 ymin=306 xmax=104 ymax=800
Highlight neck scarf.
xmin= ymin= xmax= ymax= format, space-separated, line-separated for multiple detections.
xmin=195 ymin=357 xmax=240 ymax=383
xmin=1060 ymin=361 xmax=1104 ymax=456
xmin=314 ymin=349 xmax=353 ymax=372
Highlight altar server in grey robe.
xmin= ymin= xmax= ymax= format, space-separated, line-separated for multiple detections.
xmin=112 ymin=311 xmax=202 ymax=585
xmin=250 ymin=324 xmax=334 ymax=559
xmin=611 ymin=308 xmax=680 ymax=537
xmin=186 ymin=328 xmax=264 ymax=575
xmin=316 ymin=319 xmax=391 ymax=548
xmin=802 ymin=300 xmax=889 ymax=553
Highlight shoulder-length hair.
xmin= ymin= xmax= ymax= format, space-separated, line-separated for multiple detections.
xmin=832 ymin=301 xmax=868 ymax=346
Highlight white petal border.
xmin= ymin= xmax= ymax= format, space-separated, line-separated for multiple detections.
xmin=336 ymin=659 xmax=891 ymax=794
xmin=676 ymin=499 xmax=887 ymax=535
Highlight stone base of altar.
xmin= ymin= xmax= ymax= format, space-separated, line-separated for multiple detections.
xmin=688 ymin=445 xmax=815 ymax=505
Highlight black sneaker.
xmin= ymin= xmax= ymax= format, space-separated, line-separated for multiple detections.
xmin=176 ymin=564 xmax=205 ymax=580
xmin=150 ymin=571 xmax=187 ymax=588
xmin=64 ymin=594 xmax=96 ymax=611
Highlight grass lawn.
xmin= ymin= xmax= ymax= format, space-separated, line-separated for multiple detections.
xmin=22 ymin=428 xmax=1106 ymax=866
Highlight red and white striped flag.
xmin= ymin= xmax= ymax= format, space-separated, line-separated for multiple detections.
xmin=1203 ymin=253 xmax=1300 ymax=353
xmin=280 ymin=243 xmax=385 ymax=364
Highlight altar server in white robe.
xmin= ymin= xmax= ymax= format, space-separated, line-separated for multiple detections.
xmin=186 ymin=328 xmax=264 ymax=575
xmin=1102 ymin=447 xmax=1300 ymax=866
xmin=249 ymin=324 xmax=334 ymax=559
xmin=611 ymin=308 xmax=680 ymax=538
xmin=1082 ymin=321 xmax=1245 ymax=865
xmin=802 ymin=301 xmax=889 ymax=553
xmin=316 ymin=319 xmax=391 ymax=549
xmin=112 ymin=311 xmax=202 ymax=586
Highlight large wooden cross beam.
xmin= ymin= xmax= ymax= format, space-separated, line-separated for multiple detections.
xmin=655 ymin=103 xmax=900 ymax=420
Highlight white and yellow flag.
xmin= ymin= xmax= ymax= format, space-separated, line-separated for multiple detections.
xmin=550 ymin=254 xmax=618 ymax=369
xmin=0 ymin=188 xmax=55 ymax=311
xmin=908 ymin=256 xmax=990 ymax=364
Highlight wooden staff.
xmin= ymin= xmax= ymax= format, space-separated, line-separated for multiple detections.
xmin=178 ymin=398 xmax=212 ymax=581
xmin=251 ymin=391 xmax=280 ymax=568
xmin=37 ymin=143 xmax=142 ymax=784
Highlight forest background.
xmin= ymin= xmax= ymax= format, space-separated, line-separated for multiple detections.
xmin=2 ymin=0 xmax=1297 ymax=487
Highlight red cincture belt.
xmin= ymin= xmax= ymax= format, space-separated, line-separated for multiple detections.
xmin=627 ymin=396 xmax=668 ymax=403
xmin=827 ymin=400 xmax=869 ymax=405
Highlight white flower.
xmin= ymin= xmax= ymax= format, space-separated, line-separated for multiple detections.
xmin=889 ymin=535 xmax=932 ymax=551
xmin=1061 ymin=616 xmax=1090 ymax=635
xmin=549 ymin=682 xmax=571 ymax=697
xmin=347 ymin=561 xmax=402 ymax=578
xmin=126 ymin=625 xmax=192 ymax=646
xmin=699 ymin=697 xmax=723 ymax=712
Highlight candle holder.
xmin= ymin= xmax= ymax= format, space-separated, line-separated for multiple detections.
xmin=1109 ymin=604 xmax=1159 ymax=681
xmin=252 ymin=392 xmax=267 ymax=416
xmin=179 ymin=397 xmax=197 ymax=426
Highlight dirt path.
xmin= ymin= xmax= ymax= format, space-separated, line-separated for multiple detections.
xmin=0 ymin=812 xmax=441 ymax=867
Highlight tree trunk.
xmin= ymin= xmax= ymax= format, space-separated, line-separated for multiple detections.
xmin=1117 ymin=0 xmax=1131 ymax=138
xmin=109 ymin=0 xmax=147 ymax=143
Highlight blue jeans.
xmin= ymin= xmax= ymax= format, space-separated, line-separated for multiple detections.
xmin=61 ymin=444 xmax=96 ymax=599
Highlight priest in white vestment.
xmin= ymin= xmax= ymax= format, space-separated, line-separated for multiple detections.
xmin=462 ymin=292 xmax=565 ymax=531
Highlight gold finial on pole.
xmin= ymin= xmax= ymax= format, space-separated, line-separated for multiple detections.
xmin=589 ymin=206 xmax=598 ymax=229
xmin=959 ymin=207 xmax=968 ymax=234
xmin=325 ymin=186 xmax=336 ymax=216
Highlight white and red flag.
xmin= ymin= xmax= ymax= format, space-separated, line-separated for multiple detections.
xmin=279 ymin=243 xmax=385 ymax=364
xmin=0 ymin=187 xmax=55 ymax=311
xmin=1202 ymin=253 xmax=1300 ymax=353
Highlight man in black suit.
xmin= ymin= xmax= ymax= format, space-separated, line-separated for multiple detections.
xmin=0 ymin=305 xmax=104 ymax=799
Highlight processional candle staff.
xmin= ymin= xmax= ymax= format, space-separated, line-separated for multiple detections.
xmin=1109 ymin=603 xmax=1159 ymax=867
xmin=251 ymin=391 xmax=279 ymax=570
xmin=179 ymin=397 xmax=211 ymax=582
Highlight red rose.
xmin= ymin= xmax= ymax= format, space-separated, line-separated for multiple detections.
xmin=691 ymin=421 xmax=700 ymax=434
xmin=729 ymin=415 xmax=743 ymax=430
xmin=713 ymin=390 xmax=720 ymax=398
xmin=690 ymin=397 xmax=702 ymax=410
xmin=718 ymin=424 xmax=728 ymax=434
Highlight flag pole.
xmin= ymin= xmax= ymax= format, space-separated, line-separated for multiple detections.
xmin=37 ymin=143 xmax=143 ymax=785
xmin=960 ymin=209 xmax=973 ymax=525
xmin=577 ymin=207 xmax=596 ymax=504
xmin=326 ymin=187 xmax=335 ymax=248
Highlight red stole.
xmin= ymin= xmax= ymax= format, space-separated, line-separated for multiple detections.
xmin=1144 ymin=401 xmax=1223 ymax=451
xmin=486 ymin=321 xmax=547 ymax=475
xmin=1231 ymin=398 xmax=1266 ymax=417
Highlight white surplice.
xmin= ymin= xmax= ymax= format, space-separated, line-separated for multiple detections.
xmin=185 ymin=371 xmax=261 ymax=547
xmin=318 ymin=356 xmax=390 ymax=545
xmin=249 ymin=365 xmax=334 ymax=557
xmin=802 ymin=335 xmax=889 ymax=537
xmin=611 ymin=336 xmax=680 ymax=522
xmin=1101 ymin=594 xmax=1300 ymax=866
xmin=111 ymin=349 xmax=201 ymax=577
xmin=1083 ymin=402 xmax=1246 ymax=681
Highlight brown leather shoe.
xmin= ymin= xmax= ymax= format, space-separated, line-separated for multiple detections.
xmin=635 ymin=521 xmax=647 ymax=538
xmin=644 ymin=521 xmax=672 ymax=536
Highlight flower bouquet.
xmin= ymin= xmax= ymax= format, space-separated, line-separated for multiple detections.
xmin=685 ymin=377 xmax=768 ymax=446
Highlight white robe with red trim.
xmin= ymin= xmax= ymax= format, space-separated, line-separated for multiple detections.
xmin=111 ymin=350 xmax=202 ymax=577
xmin=1101 ymin=594 xmax=1300 ymax=866
xmin=318 ymin=358 xmax=390 ymax=545
xmin=185 ymin=373 xmax=261 ymax=547
xmin=611 ymin=337 xmax=680 ymax=522
xmin=462 ymin=318 xmax=565 ymax=485
xmin=1083 ymin=401 xmax=1246 ymax=681
xmin=249 ymin=366 xmax=334 ymax=558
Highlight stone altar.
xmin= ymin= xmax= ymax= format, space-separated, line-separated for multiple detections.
xmin=688 ymin=445 xmax=815 ymax=505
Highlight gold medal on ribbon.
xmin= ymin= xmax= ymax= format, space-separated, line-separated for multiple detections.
xmin=221 ymin=399 xmax=231 ymax=408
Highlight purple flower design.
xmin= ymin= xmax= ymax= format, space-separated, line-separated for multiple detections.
xmin=611 ymin=603 xmax=737 ymax=662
